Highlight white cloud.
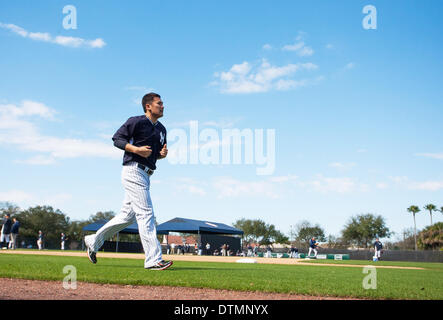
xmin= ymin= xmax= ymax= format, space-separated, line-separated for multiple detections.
xmin=172 ymin=178 xmax=207 ymax=196
xmin=408 ymin=181 xmax=443 ymax=191
xmin=415 ymin=153 xmax=443 ymax=160
xmin=376 ymin=183 xmax=388 ymax=189
xmin=282 ymin=41 xmax=314 ymax=56
xmin=213 ymin=177 xmax=281 ymax=199
xmin=124 ymin=86 xmax=155 ymax=92
xmin=268 ymin=175 xmax=298 ymax=183
xmin=0 ymin=190 xmax=35 ymax=203
xmin=389 ymin=176 xmax=443 ymax=191
xmin=302 ymin=175 xmax=359 ymax=194
xmin=213 ymin=59 xmax=319 ymax=94
xmin=15 ymin=155 xmax=56 ymax=165
xmin=0 ymin=22 xmax=105 ymax=49
xmin=345 ymin=62 xmax=355 ymax=69
xmin=0 ymin=100 xmax=56 ymax=119
xmin=326 ymin=44 xmax=334 ymax=49
xmin=282 ymin=42 xmax=304 ymax=52
xmin=262 ymin=44 xmax=272 ymax=50
xmin=0 ymin=100 xmax=120 ymax=164
xmin=282 ymin=32 xmax=314 ymax=56
xmin=389 ymin=176 xmax=409 ymax=184
xmin=329 ymin=162 xmax=356 ymax=170
xmin=0 ymin=189 xmax=73 ymax=208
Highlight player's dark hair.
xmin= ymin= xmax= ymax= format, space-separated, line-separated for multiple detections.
xmin=141 ymin=93 xmax=161 ymax=113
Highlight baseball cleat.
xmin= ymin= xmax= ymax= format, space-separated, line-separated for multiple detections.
xmin=87 ymin=246 xmax=97 ymax=264
xmin=145 ymin=260 xmax=173 ymax=270
xmin=84 ymin=235 xmax=97 ymax=264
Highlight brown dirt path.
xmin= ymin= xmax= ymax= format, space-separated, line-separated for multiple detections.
xmin=0 ymin=277 xmax=356 ymax=300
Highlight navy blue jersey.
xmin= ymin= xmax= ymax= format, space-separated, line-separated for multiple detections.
xmin=112 ymin=115 xmax=167 ymax=170
xmin=11 ymin=221 xmax=20 ymax=234
xmin=374 ymin=241 xmax=383 ymax=250
xmin=1 ymin=218 xmax=12 ymax=234
xmin=309 ymin=239 xmax=318 ymax=248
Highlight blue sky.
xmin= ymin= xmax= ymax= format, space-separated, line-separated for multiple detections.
xmin=1 ymin=0 xmax=442 ymax=242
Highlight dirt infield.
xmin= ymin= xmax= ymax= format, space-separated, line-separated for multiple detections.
xmin=0 ymin=277 xmax=355 ymax=300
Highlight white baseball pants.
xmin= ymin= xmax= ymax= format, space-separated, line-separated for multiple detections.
xmin=374 ymin=248 xmax=381 ymax=258
xmin=308 ymin=247 xmax=317 ymax=257
xmin=86 ymin=162 xmax=162 ymax=268
xmin=0 ymin=233 xmax=10 ymax=243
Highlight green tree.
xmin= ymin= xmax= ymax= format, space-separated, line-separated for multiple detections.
xmin=0 ymin=202 xmax=21 ymax=216
xmin=233 ymin=218 xmax=288 ymax=247
xmin=67 ymin=220 xmax=91 ymax=243
xmin=294 ymin=220 xmax=326 ymax=248
xmin=341 ymin=213 xmax=391 ymax=248
xmin=233 ymin=218 xmax=265 ymax=244
xmin=424 ymin=204 xmax=437 ymax=226
xmin=407 ymin=205 xmax=421 ymax=250
xmin=15 ymin=206 xmax=70 ymax=248
xmin=88 ymin=211 xmax=116 ymax=223
xmin=417 ymin=222 xmax=443 ymax=250
xmin=327 ymin=234 xmax=349 ymax=249
xmin=260 ymin=224 xmax=289 ymax=247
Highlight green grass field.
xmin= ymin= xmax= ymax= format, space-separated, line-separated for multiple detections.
xmin=0 ymin=252 xmax=442 ymax=300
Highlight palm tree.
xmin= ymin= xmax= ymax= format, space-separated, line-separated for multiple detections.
xmin=424 ymin=204 xmax=437 ymax=226
xmin=407 ymin=205 xmax=420 ymax=251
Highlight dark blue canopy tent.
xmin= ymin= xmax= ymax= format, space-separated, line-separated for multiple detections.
xmin=156 ymin=217 xmax=243 ymax=235
xmin=82 ymin=219 xmax=140 ymax=252
xmin=82 ymin=217 xmax=243 ymax=252
xmin=83 ymin=218 xmax=243 ymax=235
xmin=82 ymin=219 xmax=139 ymax=234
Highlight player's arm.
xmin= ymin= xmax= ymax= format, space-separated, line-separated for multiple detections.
xmin=158 ymin=144 xmax=168 ymax=159
xmin=112 ymin=118 xmax=152 ymax=158
xmin=124 ymin=143 xmax=152 ymax=158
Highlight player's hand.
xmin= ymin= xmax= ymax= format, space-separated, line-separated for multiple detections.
xmin=135 ymin=146 xmax=152 ymax=158
xmin=159 ymin=144 xmax=168 ymax=158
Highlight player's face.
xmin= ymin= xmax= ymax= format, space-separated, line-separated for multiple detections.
xmin=146 ymin=97 xmax=164 ymax=118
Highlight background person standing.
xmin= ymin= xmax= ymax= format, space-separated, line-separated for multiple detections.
xmin=37 ymin=231 xmax=43 ymax=250
xmin=1 ymin=214 xmax=12 ymax=249
xmin=61 ymin=233 xmax=67 ymax=250
xmin=308 ymin=237 xmax=319 ymax=258
xmin=373 ymin=238 xmax=383 ymax=261
xmin=9 ymin=218 xmax=20 ymax=250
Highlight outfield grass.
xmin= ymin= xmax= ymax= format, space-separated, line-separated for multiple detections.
xmin=297 ymin=258 xmax=443 ymax=271
xmin=0 ymin=252 xmax=442 ymax=300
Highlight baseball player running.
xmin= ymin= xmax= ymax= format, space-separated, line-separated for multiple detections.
xmin=84 ymin=92 xmax=172 ymax=270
